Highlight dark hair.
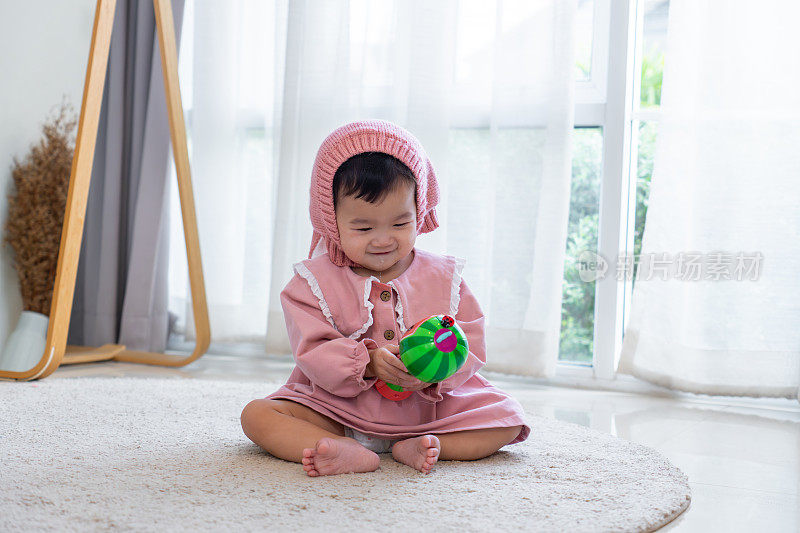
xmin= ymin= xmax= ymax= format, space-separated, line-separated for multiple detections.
xmin=332 ymin=152 xmax=417 ymax=210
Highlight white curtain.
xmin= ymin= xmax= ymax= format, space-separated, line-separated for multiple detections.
xmin=169 ymin=0 xmax=576 ymax=377
xmin=618 ymin=0 xmax=800 ymax=402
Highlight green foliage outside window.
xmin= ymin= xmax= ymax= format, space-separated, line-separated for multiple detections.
xmin=640 ymin=51 xmax=664 ymax=108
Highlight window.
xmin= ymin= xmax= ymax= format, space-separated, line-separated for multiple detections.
xmin=558 ymin=0 xmax=609 ymax=365
xmin=560 ymin=127 xmax=602 ymax=364
xmin=558 ymin=0 xmax=669 ymax=373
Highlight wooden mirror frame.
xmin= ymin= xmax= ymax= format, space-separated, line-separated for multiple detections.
xmin=0 ymin=0 xmax=210 ymax=381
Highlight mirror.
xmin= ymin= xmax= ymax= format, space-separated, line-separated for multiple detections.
xmin=0 ymin=0 xmax=209 ymax=381
xmin=0 ymin=1 xmax=97 ymax=375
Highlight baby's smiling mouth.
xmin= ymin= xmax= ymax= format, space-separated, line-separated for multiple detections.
xmin=370 ymin=250 xmax=394 ymax=255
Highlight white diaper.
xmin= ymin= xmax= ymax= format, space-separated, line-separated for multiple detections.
xmin=344 ymin=427 xmax=398 ymax=454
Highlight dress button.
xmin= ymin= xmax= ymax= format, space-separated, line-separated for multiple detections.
xmin=384 ymin=330 xmax=395 ymax=340
xmin=380 ymin=290 xmax=391 ymax=302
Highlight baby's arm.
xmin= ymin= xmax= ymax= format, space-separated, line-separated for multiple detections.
xmin=415 ymin=278 xmax=487 ymax=403
xmin=280 ymin=274 xmax=380 ymax=397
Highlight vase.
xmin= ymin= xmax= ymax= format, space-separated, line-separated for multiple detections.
xmin=0 ymin=310 xmax=49 ymax=373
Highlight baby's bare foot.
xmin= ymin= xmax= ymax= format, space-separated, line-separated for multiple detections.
xmin=301 ymin=437 xmax=380 ymax=477
xmin=391 ymin=435 xmax=440 ymax=474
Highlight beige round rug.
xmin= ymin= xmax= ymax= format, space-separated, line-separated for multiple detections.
xmin=0 ymin=377 xmax=690 ymax=532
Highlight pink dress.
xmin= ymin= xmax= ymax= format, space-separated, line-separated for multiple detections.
xmin=265 ymin=247 xmax=531 ymax=445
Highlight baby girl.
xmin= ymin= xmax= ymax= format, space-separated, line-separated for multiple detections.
xmin=241 ymin=119 xmax=530 ymax=476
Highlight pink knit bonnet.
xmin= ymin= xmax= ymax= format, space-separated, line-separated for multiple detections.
xmin=308 ymin=119 xmax=440 ymax=267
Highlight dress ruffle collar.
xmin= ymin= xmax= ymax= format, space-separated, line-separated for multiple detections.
xmin=293 ymin=247 xmax=465 ymax=341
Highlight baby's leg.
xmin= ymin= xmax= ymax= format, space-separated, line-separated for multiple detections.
xmin=436 ymin=425 xmax=523 ymax=460
xmin=240 ymin=399 xmax=380 ymax=476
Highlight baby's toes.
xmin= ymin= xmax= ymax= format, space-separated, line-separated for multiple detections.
xmin=423 ymin=449 xmax=439 ymax=471
xmin=422 ymin=435 xmax=440 ymax=449
xmin=301 ymin=453 xmax=319 ymax=476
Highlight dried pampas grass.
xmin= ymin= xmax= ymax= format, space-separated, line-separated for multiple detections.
xmin=3 ymin=100 xmax=76 ymax=315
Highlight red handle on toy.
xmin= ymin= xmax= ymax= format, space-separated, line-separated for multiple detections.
xmin=375 ymin=379 xmax=412 ymax=401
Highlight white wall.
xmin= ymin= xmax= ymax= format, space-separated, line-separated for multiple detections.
xmin=0 ymin=0 xmax=96 ymax=346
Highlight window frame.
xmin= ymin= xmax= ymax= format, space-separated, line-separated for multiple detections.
xmin=557 ymin=0 xmax=650 ymax=385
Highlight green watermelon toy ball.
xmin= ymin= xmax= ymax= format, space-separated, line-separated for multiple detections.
xmin=375 ymin=314 xmax=469 ymax=401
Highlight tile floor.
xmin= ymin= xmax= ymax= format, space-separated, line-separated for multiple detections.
xmin=49 ymin=353 xmax=800 ymax=532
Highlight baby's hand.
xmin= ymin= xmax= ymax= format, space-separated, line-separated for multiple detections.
xmin=366 ymin=344 xmax=429 ymax=392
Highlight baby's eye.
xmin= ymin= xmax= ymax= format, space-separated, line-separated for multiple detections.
xmin=356 ymin=223 xmax=408 ymax=232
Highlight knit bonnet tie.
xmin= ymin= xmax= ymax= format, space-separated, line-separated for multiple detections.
xmin=308 ymin=119 xmax=440 ymax=267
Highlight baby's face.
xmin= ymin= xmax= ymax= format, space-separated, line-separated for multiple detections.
xmin=335 ymin=181 xmax=417 ymax=272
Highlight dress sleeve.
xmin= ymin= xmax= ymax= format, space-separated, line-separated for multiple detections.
xmin=415 ymin=277 xmax=486 ymax=403
xmin=280 ymin=273 xmax=380 ymax=398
